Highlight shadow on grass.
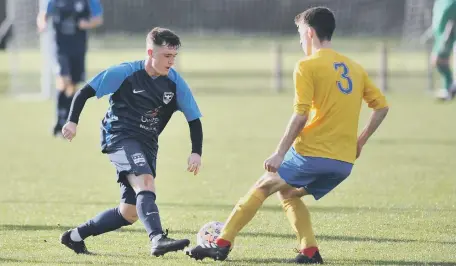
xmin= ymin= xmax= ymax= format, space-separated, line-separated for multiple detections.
xmin=1 ymin=224 xmax=455 ymax=245
xmin=0 ymin=256 xmax=123 ymax=265
xmin=231 ymin=257 xmax=456 ymax=265
xmin=331 ymin=259 xmax=456 ymax=266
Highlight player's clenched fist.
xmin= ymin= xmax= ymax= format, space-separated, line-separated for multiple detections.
xmin=62 ymin=122 xmax=78 ymax=141
xmin=264 ymin=152 xmax=284 ymax=173
xmin=187 ymin=153 xmax=202 ymax=175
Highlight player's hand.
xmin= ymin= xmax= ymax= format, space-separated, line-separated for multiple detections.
xmin=187 ymin=153 xmax=201 ymax=175
xmin=78 ymin=19 xmax=91 ymax=30
xmin=264 ymin=152 xmax=284 ymax=173
xmin=36 ymin=17 xmax=47 ymax=33
xmin=62 ymin=122 xmax=78 ymax=142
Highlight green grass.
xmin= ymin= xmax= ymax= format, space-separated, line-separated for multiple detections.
xmin=0 ymin=35 xmax=454 ymax=265
xmin=0 ymin=89 xmax=455 ymax=265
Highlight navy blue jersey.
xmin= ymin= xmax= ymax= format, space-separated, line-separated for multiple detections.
xmin=87 ymin=60 xmax=202 ymax=153
xmin=45 ymin=0 xmax=103 ymax=55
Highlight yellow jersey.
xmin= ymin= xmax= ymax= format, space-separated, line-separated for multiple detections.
xmin=293 ymin=48 xmax=388 ymax=163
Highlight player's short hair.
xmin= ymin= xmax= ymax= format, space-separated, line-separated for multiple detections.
xmin=146 ymin=27 xmax=181 ymax=49
xmin=294 ymin=7 xmax=336 ymax=41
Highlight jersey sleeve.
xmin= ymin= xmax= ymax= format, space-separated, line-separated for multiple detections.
xmin=293 ymin=61 xmax=314 ymax=115
xmin=88 ymin=0 xmax=103 ymax=17
xmin=363 ymin=70 xmax=388 ymax=109
xmin=168 ymin=68 xmax=202 ymax=121
xmin=88 ymin=61 xmax=143 ymax=99
xmin=42 ymin=0 xmax=53 ymax=14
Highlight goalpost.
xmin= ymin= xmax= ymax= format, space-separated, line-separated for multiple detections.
xmin=5 ymin=0 xmax=54 ymax=100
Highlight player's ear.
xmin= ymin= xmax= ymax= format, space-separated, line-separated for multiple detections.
xmin=307 ymin=27 xmax=314 ymax=39
xmin=147 ymin=48 xmax=153 ymax=57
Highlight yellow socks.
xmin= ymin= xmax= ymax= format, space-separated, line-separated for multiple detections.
xmin=281 ymin=197 xmax=317 ymax=249
xmin=218 ymin=189 xmax=267 ymax=244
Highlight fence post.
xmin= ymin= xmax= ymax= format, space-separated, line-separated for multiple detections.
xmin=379 ymin=42 xmax=388 ymax=92
xmin=273 ymin=43 xmax=283 ymax=93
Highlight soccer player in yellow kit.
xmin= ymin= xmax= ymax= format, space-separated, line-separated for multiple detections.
xmin=187 ymin=6 xmax=389 ymax=264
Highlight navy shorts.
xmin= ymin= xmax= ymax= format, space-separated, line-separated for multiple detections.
xmin=56 ymin=52 xmax=86 ymax=84
xmin=106 ymin=139 xmax=157 ymax=205
xmin=277 ymin=148 xmax=353 ymax=200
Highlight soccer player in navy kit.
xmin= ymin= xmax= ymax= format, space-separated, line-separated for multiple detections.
xmin=37 ymin=0 xmax=103 ymax=136
xmin=59 ymin=28 xmax=203 ymax=257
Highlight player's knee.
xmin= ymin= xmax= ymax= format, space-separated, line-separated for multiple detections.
xmin=56 ymin=76 xmax=71 ymax=90
xmin=436 ymin=57 xmax=450 ymax=67
xmin=119 ymin=203 xmax=138 ymax=224
xmin=127 ymin=173 xmax=156 ymax=194
xmin=66 ymin=83 xmax=76 ymax=95
xmin=254 ymin=172 xmax=282 ymax=195
xmin=277 ymin=187 xmax=307 ymax=200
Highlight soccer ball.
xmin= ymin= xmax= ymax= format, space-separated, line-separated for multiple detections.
xmin=196 ymin=221 xmax=224 ymax=246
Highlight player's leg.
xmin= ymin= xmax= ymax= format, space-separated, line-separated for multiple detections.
xmin=60 ymin=183 xmax=137 ymax=254
xmin=53 ymin=53 xmax=71 ymax=136
xmin=127 ymin=175 xmax=190 ymax=256
xmin=124 ymin=142 xmax=189 ymax=256
xmin=278 ymin=187 xmax=323 ymax=264
xmin=66 ymin=53 xmax=86 ymax=108
xmin=186 ymin=171 xmax=292 ymax=261
xmin=432 ymin=34 xmax=455 ymax=100
xmin=282 ymin=156 xmax=352 ymax=264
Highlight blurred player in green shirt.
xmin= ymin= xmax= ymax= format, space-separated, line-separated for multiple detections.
xmin=432 ymin=0 xmax=456 ymax=100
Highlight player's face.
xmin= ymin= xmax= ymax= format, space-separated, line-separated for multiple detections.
xmin=149 ymin=45 xmax=178 ymax=75
xmin=297 ymin=23 xmax=312 ymax=56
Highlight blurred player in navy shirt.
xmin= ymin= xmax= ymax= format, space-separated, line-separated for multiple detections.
xmin=59 ymin=27 xmax=203 ymax=257
xmin=37 ymin=0 xmax=103 ymax=136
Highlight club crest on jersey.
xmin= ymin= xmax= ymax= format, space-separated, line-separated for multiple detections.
xmin=131 ymin=153 xmax=146 ymax=166
xmin=163 ymin=92 xmax=174 ymax=104
xmin=74 ymin=1 xmax=85 ymax=12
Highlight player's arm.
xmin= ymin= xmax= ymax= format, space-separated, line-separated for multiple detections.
xmin=79 ymin=0 xmax=104 ymax=30
xmin=62 ymin=63 xmax=133 ymax=141
xmin=36 ymin=0 xmax=53 ymax=33
xmin=172 ymin=69 xmax=203 ymax=175
xmin=357 ymin=72 xmax=389 ymax=158
xmin=264 ymin=62 xmax=311 ymax=172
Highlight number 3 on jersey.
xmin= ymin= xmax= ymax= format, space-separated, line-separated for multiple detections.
xmin=333 ymin=62 xmax=353 ymax=94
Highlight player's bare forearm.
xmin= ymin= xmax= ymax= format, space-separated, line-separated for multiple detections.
xmin=358 ymin=107 xmax=389 ymax=145
xmin=88 ymin=16 xmax=103 ymax=29
xmin=78 ymin=16 xmax=103 ymax=30
xmin=36 ymin=12 xmax=47 ymax=32
xmin=275 ymin=113 xmax=308 ymax=156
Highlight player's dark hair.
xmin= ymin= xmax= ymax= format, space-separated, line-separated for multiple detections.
xmin=295 ymin=7 xmax=336 ymax=41
xmin=146 ymin=27 xmax=181 ymax=49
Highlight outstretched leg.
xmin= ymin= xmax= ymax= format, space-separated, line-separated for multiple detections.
xmin=60 ymin=202 xmax=136 ymax=254
xmin=186 ymin=172 xmax=291 ymax=261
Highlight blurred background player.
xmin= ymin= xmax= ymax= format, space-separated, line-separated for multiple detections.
xmin=36 ymin=0 xmax=103 ymax=136
xmin=59 ymin=28 xmax=203 ymax=256
xmin=186 ymin=7 xmax=389 ymax=264
xmin=431 ymin=0 xmax=456 ymax=100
